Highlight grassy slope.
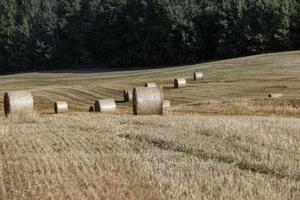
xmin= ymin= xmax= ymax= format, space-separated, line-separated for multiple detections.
xmin=0 ymin=51 xmax=299 ymax=116
xmin=0 ymin=51 xmax=299 ymax=199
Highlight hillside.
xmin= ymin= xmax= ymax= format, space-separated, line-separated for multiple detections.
xmin=0 ymin=51 xmax=299 ymax=117
xmin=0 ymin=51 xmax=299 ymax=199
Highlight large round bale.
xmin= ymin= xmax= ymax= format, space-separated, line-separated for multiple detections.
xmin=268 ymin=93 xmax=284 ymax=98
xmin=54 ymin=101 xmax=68 ymax=114
xmin=145 ymin=82 xmax=158 ymax=88
xmin=163 ymin=100 xmax=171 ymax=109
xmin=94 ymin=99 xmax=117 ymax=112
xmin=124 ymin=89 xmax=133 ymax=102
xmin=194 ymin=72 xmax=204 ymax=80
xmin=174 ymin=78 xmax=187 ymax=88
xmin=4 ymin=91 xmax=34 ymax=117
xmin=132 ymin=87 xmax=163 ymax=115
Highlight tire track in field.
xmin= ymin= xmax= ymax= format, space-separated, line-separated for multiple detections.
xmin=36 ymin=121 xmax=104 ymax=198
xmin=31 ymin=154 xmax=44 ymax=198
xmin=0 ymin=154 xmax=6 ymax=199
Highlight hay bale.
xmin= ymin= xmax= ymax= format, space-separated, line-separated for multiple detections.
xmin=194 ymin=72 xmax=204 ymax=80
xmin=89 ymin=105 xmax=95 ymax=112
xmin=268 ymin=93 xmax=284 ymax=98
xmin=124 ymin=89 xmax=133 ymax=102
xmin=94 ymin=99 xmax=117 ymax=112
xmin=163 ymin=100 xmax=171 ymax=108
xmin=174 ymin=78 xmax=187 ymax=88
xmin=54 ymin=101 xmax=68 ymax=114
xmin=133 ymin=87 xmax=163 ymax=115
xmin=145 ymin=82 xmax=158 ymax=88
xmin=4 ymin=91 xmax=34 ymax=117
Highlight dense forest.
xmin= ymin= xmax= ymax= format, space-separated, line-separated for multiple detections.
xmin=0 ymin=0 xmax=300 ymax=73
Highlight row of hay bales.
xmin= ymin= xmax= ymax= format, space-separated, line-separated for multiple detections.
xmin=120 ymin=72 xmax=205 ymax=115
xmin=3 ymin=91 xmax=70 ymax=117
xmin=3 ymin=71 xmax=284 ymax=117
xmin=129 ymin=72 xmax=203 ymax=113
xmin=173 ymin=72 xmax=204 ymax=88
xmin=89 ymin=87 xmax=165 ymax=115
xmin=3 ymin=85 xmax=168 ymax=117
xmin=2 ymin=72 xmax=201 ymax=117
xmin=2 ymin=92 xmax=116 ymax=117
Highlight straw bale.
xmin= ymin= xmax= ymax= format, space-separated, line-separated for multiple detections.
xmin=174 ymin=78 xmax=187 ymax=88
xmin=54 ymin=101 xmax=68 ymax=114
xmin=94 ymin=99 xmax=117 ymax=112
xmin=133 ymin=87 xmax=163 ymax=115
xmin=4 ymin=91 xmax=34 ymax=117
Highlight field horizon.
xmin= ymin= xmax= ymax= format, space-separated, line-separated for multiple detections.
xmin=0 ymin=51 xmax=299 ymax=199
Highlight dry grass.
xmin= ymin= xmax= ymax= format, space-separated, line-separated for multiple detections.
xmin=0 ymin=51 xmax=299 ymax=199
xmin=5 ymin=110 xmax=40 ymax=124
xmin=173 ymin=97 xmax=300 ymax=117
xmin=0 ymin=113 xmax=299 ymax=199
xmin=0 ymin=51 xmax=298 ymax=116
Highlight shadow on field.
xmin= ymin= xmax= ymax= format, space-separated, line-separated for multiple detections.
xmin=116 ymin=100 xmax=126 ymax=104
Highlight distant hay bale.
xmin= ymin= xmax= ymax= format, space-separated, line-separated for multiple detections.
xmin=89 ymin=105 xmax=95 ymax=112
xmin=163 ymin=100 xmax=171 ymax=108
xmin=194 ymin=72 xmax=204 ymax=80
xmin=133 ymin=87 xmax=163 ymax=115
xmin=268 ymin=93 xmax=284 ymax=98
xmin=54 ymin=101 xmax=68 ymax=114
xmin=4 ymin=91 xmax=34 ymax=117
xmin=174 ymin=78 xmax=187 ymax=88
xmin=124 ymin=89 xmax=133 ymax=102
xmin=94 ymin=99 xmax=117 ymax=112
xmin=145 ymin=82 xmax=158 ymax=88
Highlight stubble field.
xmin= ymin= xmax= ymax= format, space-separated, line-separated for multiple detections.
xmin=0 ymin=51 xmax=299 ymax=199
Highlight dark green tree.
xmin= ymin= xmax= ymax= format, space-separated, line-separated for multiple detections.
xmin=290 ymin=0 xmax=300 ymax=49
xmin=0 ymin=0 xmax=17 ymax=72
xmin=0 ymin=0 xmax=299 ymax=73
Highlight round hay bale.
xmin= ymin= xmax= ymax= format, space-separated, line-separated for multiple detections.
xmin=194 ymin=72 xmax=204 ymax=80
xmin=54 ymin=101 xmax=68 ymax=114
xmin=123 ymin=89 xmax=133 ymax=102
xmin=133 ymin=87 xmax=163 ymax=115
xmin=268 ymin=93 xmax=284 ymax=98
xmin=94 ymin=99 xmax=117 ymax=112
xmin=174 ymin=78 xmax=187 ymax=88
xmin=4 ymin=91 xmax=34 ymax=117
xmin=89 ymin=105 xmax=95 ymax=112
xmin=145 ymin=82 xmax=158 ymax=88
xmin=163 ymin=100 xmax=171 ymax=108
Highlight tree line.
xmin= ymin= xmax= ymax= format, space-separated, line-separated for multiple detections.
xmin=0 ymin=0 xmax=300 ymax=73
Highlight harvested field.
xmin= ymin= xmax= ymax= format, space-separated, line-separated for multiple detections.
xmin=0 ymin=114 xmax=299 ymax=199
xmin=0 ymin=51 xmax=299 ymax=199
xmin=0 ymin=51 xmax=298 ymax=116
